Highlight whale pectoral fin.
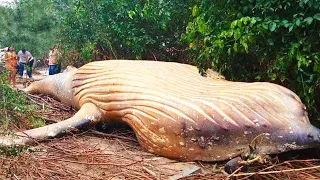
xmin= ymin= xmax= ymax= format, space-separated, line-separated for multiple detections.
xmin=0 ymin=103 xmax=102 ymax=146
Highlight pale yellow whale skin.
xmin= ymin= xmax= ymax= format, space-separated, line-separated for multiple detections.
xmin=3 ymin=60 xmax=319 ymax=161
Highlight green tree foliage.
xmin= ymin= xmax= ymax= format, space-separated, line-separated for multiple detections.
xmin=0 ymin=6 xmax=15 ymax=47
xmin=0 ymin=0 xmax=58 ymax=58
xmin=183 ymin=0 xmax=320 ymax=125
xmin=54 ymin=0 xmax=191 ymax=65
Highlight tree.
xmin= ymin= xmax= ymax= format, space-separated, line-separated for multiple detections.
xmin=0 ymin=0 xmax=58 ymax=58
xmin=55 ymin=0 xmax=191 ymax=66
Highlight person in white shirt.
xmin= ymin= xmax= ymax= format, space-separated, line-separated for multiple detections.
xmin=17 ymin=48 xmax=33 ymax=78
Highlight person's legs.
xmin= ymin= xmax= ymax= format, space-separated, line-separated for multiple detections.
xmin=11 ymin=70 xmax=16 ymax=88
xmin=18 ymin=62 xmax=25 ymax=77
xmin=27 ymin=68 xmax=31 ymax=78
xmin=7 ymin=71 xmax=11 ymax=84
xmin=8 ymin=72 xmax=12 ymax=85
xmin=8 ymin=70 xmax=16 ymax=88
xmin=27 ymin=60 xmax=34 ymax=78
xmin=49 ymin=65 xmax=53 ymax=75
xmin=56 ymin=62 xmax=61 ymax=74
xmin=49 ymin=65 xmax=57 ymax=75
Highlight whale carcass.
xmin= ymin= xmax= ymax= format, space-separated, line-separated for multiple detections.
xmin=1 ymin=60 xmax=319 ymax=161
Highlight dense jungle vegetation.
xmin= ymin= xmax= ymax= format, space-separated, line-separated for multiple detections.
xmin=0 ymin=0 xmax=319 ymax=126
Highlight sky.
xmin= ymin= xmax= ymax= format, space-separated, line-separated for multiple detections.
xmin=0 ymin=0 xmax=16 ymax=7
xmin=0 ymin=0 xmax=15 ymax=3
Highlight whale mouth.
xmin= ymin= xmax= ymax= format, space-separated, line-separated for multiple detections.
xmin=295 ymin=126 xmax=320 ymax=148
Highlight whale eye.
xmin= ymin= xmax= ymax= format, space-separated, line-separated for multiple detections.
xmin=307 ymin=134 xmax=313 ymax=139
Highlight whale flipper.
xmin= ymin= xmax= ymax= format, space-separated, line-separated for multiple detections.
xmin=0 ymin=103 xmax=102 ymax=146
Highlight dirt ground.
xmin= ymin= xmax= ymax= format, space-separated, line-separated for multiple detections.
xmin=1 ymin=67 xmax=320 ymax=179
xmin=0 ymin=130 xmax=220 ymax=179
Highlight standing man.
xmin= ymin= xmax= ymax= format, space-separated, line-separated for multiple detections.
xmin=48 ymin=45 xmax=59 ymax=75
xmin=17 ymin=48 xmax=33 ymax=78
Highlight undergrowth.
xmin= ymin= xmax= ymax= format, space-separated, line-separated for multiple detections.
xmin=0 ymin=73 xmax=45 ymax=138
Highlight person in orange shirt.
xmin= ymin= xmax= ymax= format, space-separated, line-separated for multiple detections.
xmin=48 ymin=45 xmax=59 ymax=75
xmin=3 ymin=46 xmax=18 ymax=88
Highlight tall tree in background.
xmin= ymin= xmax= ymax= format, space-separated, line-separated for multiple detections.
xmin=0 ymin=0 xmax=58 ymax=58
xmin=54 ymin=0 xmax=191 ymax=66
xmin=0 ymin=5 xmax=16 ymax=48
xmin=2 ymin=0 xmax=191 ymax=63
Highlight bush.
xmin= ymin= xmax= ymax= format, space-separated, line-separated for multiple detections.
xmin=0 ymin=73 xmax=44 ymax=134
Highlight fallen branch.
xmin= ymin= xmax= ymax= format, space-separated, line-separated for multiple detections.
xmin=143 ymin=167 xmax=159 ymax=179
xmin=88 ymin=129 xmax=138 ymax=143
xmin=54 ymin=158 xmax=142 ymax=167
xmin=26 ymin=94 xmax=60 ymax=111
xmin=231 ymin=165 xmax=320 ymax=177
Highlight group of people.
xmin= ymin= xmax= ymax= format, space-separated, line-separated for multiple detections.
xmin=3 ymin=46 xmax=34 ymax=88
xmin=2 ymin=45 xmax=60 ymax=89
